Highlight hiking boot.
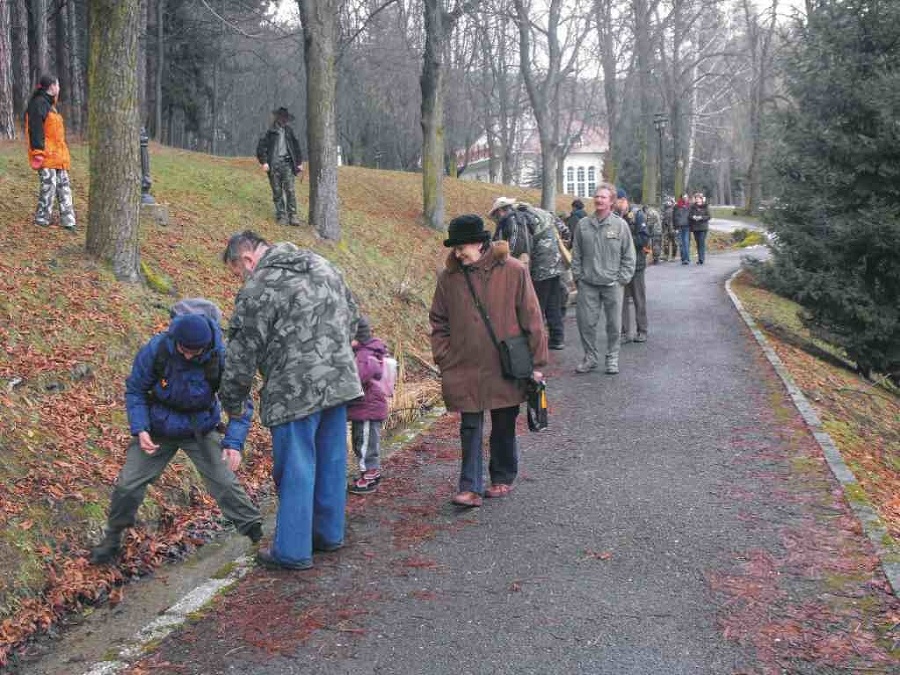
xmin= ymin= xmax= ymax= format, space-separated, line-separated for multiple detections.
xmin=575 ymin=360 xmax=598 ymax=374
xmin=633 ymin=332 xmax=647 ymax=343
xmin=275 ymin=215 xmax=288 ymax=225
xmin=348 ymin=469 xmax=382 ymax=494
xmin=288 ymin=215 xmax=301 ymax=226
xmin=255 ymin=548 xmax=312 ymax=571
xmin=605 ymin=362 xmax=619 ymax=375
xmin=620 ymin=333 xmax=633 ymax=344
xmin=549 ymin=342 xmax=565 ymax=350
xmin=90 ymin=530 xmax=122 ymax=565
xmin=246 ymin=522 xmax=263 ymax=544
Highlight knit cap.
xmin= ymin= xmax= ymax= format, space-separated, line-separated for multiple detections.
xmin=355 ymin=316 xmax=372 ymax=342
xmin=171 ymin=314 xmax=212 ymax=350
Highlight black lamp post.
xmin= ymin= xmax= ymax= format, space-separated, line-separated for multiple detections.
xmin=653 ymin=113 xmax=668 ymax=210
xmin=140 ymin=127 xmax=156 ymax=205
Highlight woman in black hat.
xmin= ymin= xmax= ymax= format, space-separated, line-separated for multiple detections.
xmin=429 ymin=215 xmax=548 ymax=508
xmin=256 ymin=107 xmax=304 ymax=226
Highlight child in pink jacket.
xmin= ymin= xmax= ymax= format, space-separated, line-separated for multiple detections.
xmin=348 ymin=317 xmax=390 ymax=494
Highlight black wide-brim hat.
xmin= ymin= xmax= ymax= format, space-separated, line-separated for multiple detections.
xmin=273 ymin=106 xmax=295 ymax=121
xmin=444 ymin=214 xmax=492 ymax=247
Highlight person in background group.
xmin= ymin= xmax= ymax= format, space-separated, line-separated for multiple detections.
xmin=662 ymin=196 xmax=678 ymax=261
xmin=615 ymin=189 xmax=651 ymax=343
xmin=220 ymin=230 xmax=362 ymax=571
xmin=430 ymin=215 xmax=547 ymax=508
xmin=25 ymin=74 xmax=76 ymax=231
xmin=347 ymin=316 xmax=390 ymax=495
xmin=90 ymin=310 xmax=262 ymax=565
xmin=522 ymin=204 xmax=565 ymax=351
xmin=489 ymin=197 xmax=532 ymax=263
xmin=571 ymin=184 xmax=636 ymax=375
xmin=689 ymin=192 xmax=711 ymax=264
xmin=256 ymin=107 xmax=304 ymax=226
xmin=565 ymin=198 xmax=588 ymax=243
xmin=674 ymin=194 xmax=692 ymax=265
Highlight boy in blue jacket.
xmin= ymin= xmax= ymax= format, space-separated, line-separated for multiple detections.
xmin=91 ymin=313 xmax=262 ymax=564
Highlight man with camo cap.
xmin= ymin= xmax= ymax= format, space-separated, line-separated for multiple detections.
xmin=220 ymin=230 xmax=362 ymax=570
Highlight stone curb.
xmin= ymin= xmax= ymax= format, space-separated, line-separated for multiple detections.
xmin=79 ymin=555 xmax=254 ymax=675
xmin=725 ymin=268 xmax=899 ymax=596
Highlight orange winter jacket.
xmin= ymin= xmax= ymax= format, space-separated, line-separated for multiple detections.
xmin=25 ymin=90 xmax=71 ymax=170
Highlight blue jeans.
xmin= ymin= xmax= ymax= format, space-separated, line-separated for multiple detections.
xmin=270 ymin=406 xmax=348 ymax=566
xmin=678 ymin=228 xmax=691 ymax=263
xmin=459 ymin=406 xmax=519 ymax=494
xmin=693 ymin=229 xmax=708 ymax=263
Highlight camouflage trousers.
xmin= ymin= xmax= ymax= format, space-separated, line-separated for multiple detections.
xmin=663 ymin=228 xmax=679 ymax=259
xmin=35 ymin=168 xmax=76 ymax=229
xmin=651 ymin=233 xmax=663 ymax=263
xmin=268 ymin=156 xmax=297 ymax=221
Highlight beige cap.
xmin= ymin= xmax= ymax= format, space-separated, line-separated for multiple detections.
xmin=490 ymin=196 xmax=517 ymax=216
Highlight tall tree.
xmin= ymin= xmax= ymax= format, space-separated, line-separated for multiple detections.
xmin=28 ymin=0 xmax=48 ymax=83
xmin=741 ymin=0 xmax=778 ymax=214
xmin=11 ymin=0 xmax=30 ymax=125
xmin=299 ymin=0 xmax=340 ymax=240
xmin=86 ymin=0 xmax=142 ymax=282
xmin=421 ymin=0 xmax=472 ymax=230
xmin=66 ymin=0 xmax=85 ymax=135
xmin=0 ymin=0 xmax=14 ymax=138
xmin=514 ymin=0 xmax=592 ymax=211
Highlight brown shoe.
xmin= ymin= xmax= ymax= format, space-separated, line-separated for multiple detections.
xmin=451 ymin=491 xmax=483 ymax=508
xmin=485 ymin=484 xmax=513 ymax=498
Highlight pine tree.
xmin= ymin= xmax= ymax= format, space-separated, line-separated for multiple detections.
xmin=763 ymin=0 xmax=900 ymax=384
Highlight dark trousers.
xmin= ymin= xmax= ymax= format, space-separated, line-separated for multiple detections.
xmin=459 ymin=406 xmax=519 ymax=494
xmin=621 ymin=268 xmax=648 ymax=336
xmin=533 ymin=275 xmax=564 ymax=347
xmin=106 ymin=432 xmax=261 ymax=536
xmin=693 ymin=230 xmax=708 ymax=263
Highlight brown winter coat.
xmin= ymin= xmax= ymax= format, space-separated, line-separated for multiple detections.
xmin=430 ymin=241 xmax=548 ymax=413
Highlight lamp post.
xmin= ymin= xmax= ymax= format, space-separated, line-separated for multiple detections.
xmin=653 ymin=113 xmax=668 ymax=211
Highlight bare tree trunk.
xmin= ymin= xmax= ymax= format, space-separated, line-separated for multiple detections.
xmin=54 ymin=1 xmax=72 ymax=127
xmin=634 ymin=0 xmax=657 ymax=205
xmin=421 ymin=0 xmax=447 ymax=230
xmin=595 ymin=0 xmax=618 ymax=184
xmin=66 ymin=0 xmax=84 ymax=135
xmin=154 ymin=0 xmax=163 ymax=140
xmin=743 ymin=0 xmax=777 ymax=215
xmin=299 ymin=0 xmax=340 ymax=240
xmin=0 ymin=0 xmax=15 ymax=138
xmin=137 ymin=0 xmax=147 ymax=126
xmin=11 ymin=0 xmax=29 ymax=124
xmin=86 ymin=0 xmax=142 ymax=282
xmin=28 ymin=0 xmax=47 ymax=83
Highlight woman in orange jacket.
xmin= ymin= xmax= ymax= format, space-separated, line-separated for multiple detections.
xmin=25 ymin=75 xmax=76 ymax=231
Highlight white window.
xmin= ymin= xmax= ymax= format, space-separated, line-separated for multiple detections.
xmin=566 ymin=167 xmax=575 ymax=195
xmin=587 ymin=166 xmax=596 ymax=196
xmin=577 ymin=167 xmax=586 ymax=197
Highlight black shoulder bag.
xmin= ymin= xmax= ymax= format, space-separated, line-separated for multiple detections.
xmin=462 ymin=267 xmax=533 ymax=381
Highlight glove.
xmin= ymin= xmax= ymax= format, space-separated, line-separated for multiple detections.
xmin=30 ymin=154 xmax=44 ymax=170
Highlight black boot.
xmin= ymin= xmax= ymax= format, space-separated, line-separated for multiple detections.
xmin=246 ymin=522 xmax=263 ymax=545
xmin=90 ymin=529 xmax=122 ymax=565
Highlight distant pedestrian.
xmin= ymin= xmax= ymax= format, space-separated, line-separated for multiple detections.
xmin=689 ymin=192 xmax=711 ymax=264
xmin=674 ymin=194 xmax=691 ymax=265
xmin=90 ymin=306 xmax=262 ymax=565
xmin=220 ymin=231 xmax=362 ymax=570
xmin=347 ymin=316 xmax=390 ymax=495
xmin=25 ymin=74 xmax=76 ymax=231
xmin=430 ymin=215 xmax=547 ymax=508
xmin=662 ymin=197 xmax=678 ymax=261
xmin=256 ymin=107 xmax=304 ymax=226
xmin=571 ymin=184 xmax=636 ymax=375
xmin=615 ymin=189 xmax=651 ymax=343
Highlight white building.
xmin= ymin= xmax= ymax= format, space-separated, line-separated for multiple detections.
xmin=456 ymin=125 xmax=608 ymax=199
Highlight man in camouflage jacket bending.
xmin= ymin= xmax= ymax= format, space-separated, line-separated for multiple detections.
xmin=220 ymin=231 xmax=362 ymax=570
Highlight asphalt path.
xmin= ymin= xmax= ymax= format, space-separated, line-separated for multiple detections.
xmin=67 ymin=244 xmax=896 ymax=675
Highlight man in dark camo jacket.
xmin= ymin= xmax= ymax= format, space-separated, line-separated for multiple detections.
xmin=220 ymin=230 xmax=362 ymax=571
